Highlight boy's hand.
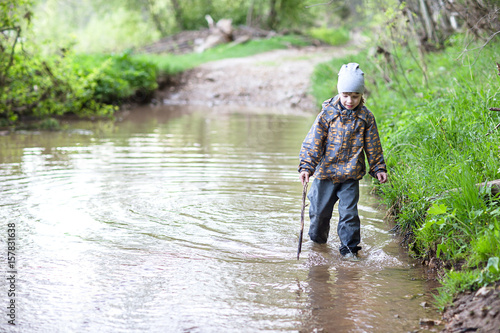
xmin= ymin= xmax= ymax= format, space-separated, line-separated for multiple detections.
xmin=377 ymin=172 xmax=388 ymax=184
xmin=299 ymin=171 xmax=309 ymax=185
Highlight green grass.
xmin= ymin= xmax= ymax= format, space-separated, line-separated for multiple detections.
xmin=434 ymin=256 xmax=500 ymax=310
xmin=132 ymin=34 xmax=313 ymax=75
xmin=433 ymin=269 xmax=480 ymax=310
xmin=307 ymin=27 xmax=350 ymax=46
xmin=310 ymin=34 xmax=500 ymax=307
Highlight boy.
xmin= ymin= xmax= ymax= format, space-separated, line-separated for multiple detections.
xmin=298 ymin=63 xmax=387 ymax=259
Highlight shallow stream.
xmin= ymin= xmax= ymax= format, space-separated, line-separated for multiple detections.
xmin=0 ymin=105 xmax=441 ymax=332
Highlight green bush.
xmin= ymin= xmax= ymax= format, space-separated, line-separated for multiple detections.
xmin=74 ymin=52 xmax=159 ymax=104
xmin=0 ymin=49 xmax=159 ymax=123
xmin=1 ymin=50 xmax=117 ymax=121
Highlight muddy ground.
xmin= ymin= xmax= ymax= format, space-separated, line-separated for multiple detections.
xmin=441 ymin=285 xmax=500 ymax=333
xmin=152 ymin=39 xmax=500 ymax=333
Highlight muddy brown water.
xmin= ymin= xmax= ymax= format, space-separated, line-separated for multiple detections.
xmin=0 ymin=105 xmax=441 ymax=332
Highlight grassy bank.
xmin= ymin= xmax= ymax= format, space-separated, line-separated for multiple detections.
xmin=311 ymin=35 xmax=500 ymax=308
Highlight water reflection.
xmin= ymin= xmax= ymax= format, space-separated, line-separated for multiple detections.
xmin=0 ymin=105 xmax=440 ymax=332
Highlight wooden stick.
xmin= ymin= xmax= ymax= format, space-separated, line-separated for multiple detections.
xmin=297 ymin=182 xmax=308 ymax=260
xmin=486 ymin=122 xmax=500 ymax=136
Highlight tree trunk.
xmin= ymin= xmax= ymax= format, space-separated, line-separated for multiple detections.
xmin=247 ymin=0 xmax=256 ymax=27
xmin=419 ymin=0 xmax=437 ymax=44
xmin=268 ymin=0 xmax=277 ymax=30
xmin=170 ymin=0 xmax=184 ymax=30
xmin=437 ymin=0 xmax=453 ymax=33
xmin=146 ymin=0 xmax=168 ymax=37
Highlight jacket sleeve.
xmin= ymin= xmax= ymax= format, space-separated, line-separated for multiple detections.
xmin=298 ymin=111 xmax=329 ymax=175
xmin=364 ymin=113 xmax=387 ymax=178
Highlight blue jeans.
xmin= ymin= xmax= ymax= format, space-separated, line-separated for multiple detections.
xmin=308 ymin=179 xmax=362 ymax=255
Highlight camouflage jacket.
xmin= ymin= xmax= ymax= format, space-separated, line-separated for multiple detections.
xmin=298 ymin=97 xmax=386 ymax=183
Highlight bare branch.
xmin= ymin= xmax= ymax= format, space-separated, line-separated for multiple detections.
xmin=456 ymin=30 xmax=500 ymax=65
xmin=0 ymin=26 xmax=21 ymax=92
xmin=1 ymin=27 xmax=19 ymax=32
xmin=486 ymin=122 xmax=500 ymax=136
xmin=6 ymin=27 xmax=21 ymax=69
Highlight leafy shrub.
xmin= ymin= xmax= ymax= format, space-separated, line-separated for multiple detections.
xmin=475 ymin=257 xmax=500 ymax=287
xmin=1 ymin=50 xmax=117 ymax=121
xmin=74 ymin=52 xmax=159 ymax=104
xmin=0 ymin=49 xmax=159 ymax=123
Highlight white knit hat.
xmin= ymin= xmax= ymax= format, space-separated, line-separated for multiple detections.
xmin=337 ymin=63 xmax=365 ymax=94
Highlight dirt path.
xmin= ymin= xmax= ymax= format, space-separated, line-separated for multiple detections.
xmin=158 ymin=44 xmax=358 ymax=113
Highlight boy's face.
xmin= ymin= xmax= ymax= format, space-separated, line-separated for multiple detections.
xmin=340 ymin=92 xmax=362 ymax=110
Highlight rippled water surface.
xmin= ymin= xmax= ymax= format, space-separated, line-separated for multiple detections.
xmin=0 ymin=105 xmax=440 ymax=332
